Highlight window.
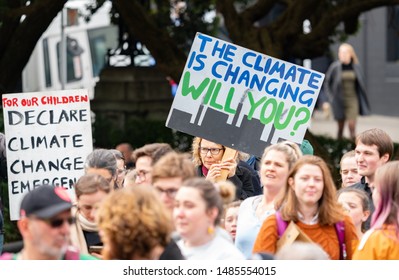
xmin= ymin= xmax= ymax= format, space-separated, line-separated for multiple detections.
xmin=387 ymin=6 xmax=399 ymax=62
xmin=43 ymin=38 xmax=52 ymax=88
xmin=56 ymin=36 xmax=84 ymax=83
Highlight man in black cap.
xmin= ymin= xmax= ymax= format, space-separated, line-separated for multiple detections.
xmin=0 ymin=185 xmax=96 ymax=260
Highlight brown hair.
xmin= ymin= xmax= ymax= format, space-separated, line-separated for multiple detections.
xmin=74 ymin=173 xmax=112 ymax=198
xmin=355 ymin=128 xmax=394 ymax=160
xmin=276 ymin=155 xmax=343 ymax=225
xmin=337 ymin=187 xmax=370 ymax=232
xmin=132 ymin=143 xmax=173 ymax=165
xmin=215 ymin=180 xmax=236 ymax=205
xmin=97 ymin=185 xmax=172 ymax=259
xmin=151 ymin=152 xmax=196 ymax=183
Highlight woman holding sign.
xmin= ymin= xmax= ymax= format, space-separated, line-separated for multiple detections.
xmin=253 ymin=155 xmax=358 ymax=259
xmin=325 ymin=43 xmax=370 ymax=141
xmin=192 ymin=137 xmax=254 ymax=200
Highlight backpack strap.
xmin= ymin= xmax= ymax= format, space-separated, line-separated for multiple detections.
xmin=334 ymin=221 xmax=346 ymax=260
xmin=275 ymin=211 xmax=288 ymax=237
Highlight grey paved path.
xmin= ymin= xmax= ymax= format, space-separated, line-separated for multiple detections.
xmin=308 ymin=110 xmax=399 ymax=143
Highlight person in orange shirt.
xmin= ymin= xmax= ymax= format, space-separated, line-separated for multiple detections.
xmin=253 ymin=155 xmax=358 ymax=260
xmin=353 ymin=161 xmax=399 ymax=260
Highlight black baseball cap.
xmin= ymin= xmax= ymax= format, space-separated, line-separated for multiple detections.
xmin=20 ymin=185 xmax=73 ymax=219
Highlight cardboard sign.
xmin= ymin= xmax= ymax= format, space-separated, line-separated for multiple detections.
xmin=214 ymin=147 xmax=238 ymax=182
xmin=166 ymin=33 xmax=324 ymax=157
xmin=276 ymin=221 xmax=314 ymax=252
xmin=2 ymin=90 xmax=93 ymax=220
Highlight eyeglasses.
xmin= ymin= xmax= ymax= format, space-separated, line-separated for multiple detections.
xmin=155 ymin=187 xmax=179 ymax=198
xmin=40 ymin=217 xmax=75 ymax=228
xmin=199 ymin=147 xmax=224 ymax=155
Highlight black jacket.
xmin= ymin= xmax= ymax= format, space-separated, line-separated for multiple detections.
xmin=196 ymin=165 xmax=254 ymax=200
xmin=348 ymin=176 xmax=373 ymax=230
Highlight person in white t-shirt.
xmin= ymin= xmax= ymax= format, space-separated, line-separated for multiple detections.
xmin=173 ymin=177 xmax=245 ymax=260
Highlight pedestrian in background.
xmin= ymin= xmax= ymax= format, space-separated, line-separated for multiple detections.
xmin=325 ymin=43 xmax=370 ymax=140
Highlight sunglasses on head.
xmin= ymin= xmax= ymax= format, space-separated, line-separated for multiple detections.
xmin=41 ymin=217 xmax=76 ymax=228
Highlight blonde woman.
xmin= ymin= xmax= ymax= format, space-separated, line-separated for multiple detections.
xmin=235 ymin=141 xmax=301 ymax=258
xmin=325 ymin=43 xmax=370 ymax=140
xmin=192 ymin=137 xmax=254 ymax=200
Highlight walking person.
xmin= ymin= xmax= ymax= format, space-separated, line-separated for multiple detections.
xmin=325 ymin=43 xmax=370 ymax=140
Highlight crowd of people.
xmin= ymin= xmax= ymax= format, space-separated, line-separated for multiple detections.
xmin=0 ymin=126 xmax=398 ymax=260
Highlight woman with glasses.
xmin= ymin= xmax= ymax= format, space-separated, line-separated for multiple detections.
xmin=192 ymin=137 xmax=254 ymax=201
xmin=70 ymin=173 xmax=111 ymax=257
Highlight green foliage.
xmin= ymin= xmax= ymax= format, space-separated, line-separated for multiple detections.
xmin=92 ymin=116 xmax=194 ymax=152
xmin=1 ymin=181 xmax=21 ymax=243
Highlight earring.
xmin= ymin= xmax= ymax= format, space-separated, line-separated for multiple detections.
xmin=207 ymin=226 xmax=215 ymax=235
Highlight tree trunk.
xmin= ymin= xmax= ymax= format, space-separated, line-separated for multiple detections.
xmin=0 ymin=0 xmax=67 ymax=93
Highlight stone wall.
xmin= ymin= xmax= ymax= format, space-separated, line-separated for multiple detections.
xmin=91 ymin=66 xmax=174 ymax=130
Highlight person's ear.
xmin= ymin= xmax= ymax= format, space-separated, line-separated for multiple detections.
xmin=288 ymin=177 xmax=295 ymax=191
xmin=362 ymin=210 xmax=371 ymax=222
xmin=380 ymin=153 xmax=390 ymax=164
xmin=17 ymin=217 xmax=30 ymax=237
xmin=206 ymin=207 xmax=218 ymax=222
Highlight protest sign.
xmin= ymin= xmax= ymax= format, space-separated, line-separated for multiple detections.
xmin=2 ymin=89 xmax=93 ymax=220
xmin=166 ymin=33 xmax=324 ymax=157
